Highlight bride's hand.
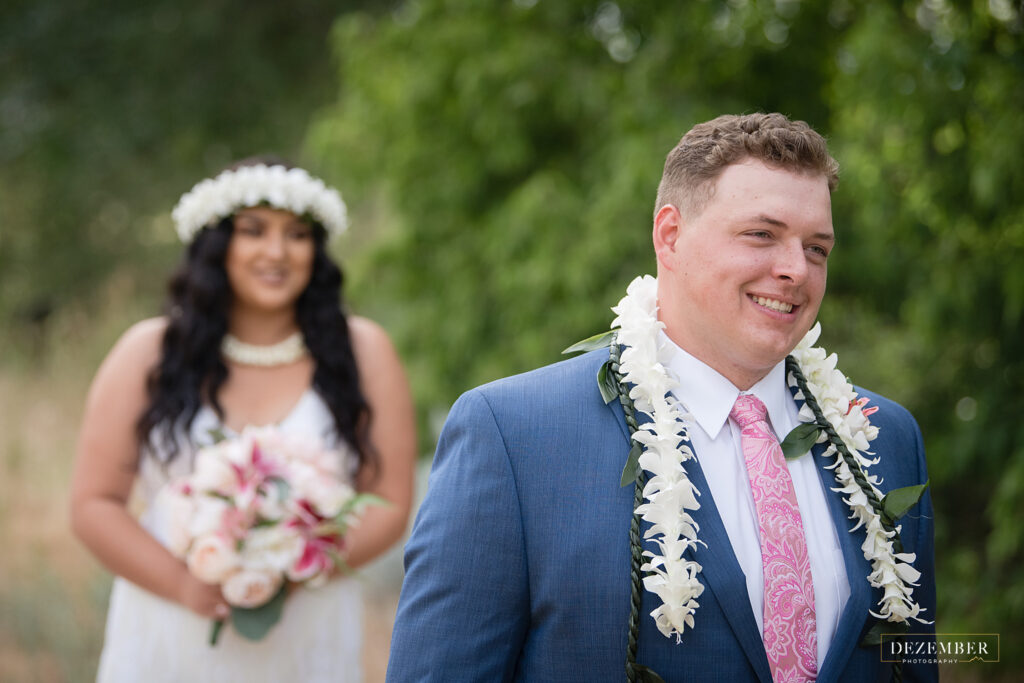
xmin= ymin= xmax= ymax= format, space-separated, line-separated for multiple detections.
xmin=178 ymin=572 xmax=230 ymax=620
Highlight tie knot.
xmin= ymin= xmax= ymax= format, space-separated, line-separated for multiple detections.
xmin=731 ymin=394 xmax=768 ymax=428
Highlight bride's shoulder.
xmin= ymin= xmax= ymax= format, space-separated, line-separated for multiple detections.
xmin=83 ymin=317 xmax=169 ymax=410
xmin=347 ymin=315 xmax=395 ymax=360
xmin=346 ymin=315 xmax=405 ymax=381
xmin=101 ymin=316 xmax=169 ymax=375
xmin=347 ymin=314 xmax=387 ymax=345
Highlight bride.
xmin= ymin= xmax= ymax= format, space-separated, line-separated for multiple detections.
xmin=70 ymin=157 xmax=416 ymax=682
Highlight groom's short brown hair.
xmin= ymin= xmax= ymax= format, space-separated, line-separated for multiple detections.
xmin=655 ymin=112 xmax=839 ymax=219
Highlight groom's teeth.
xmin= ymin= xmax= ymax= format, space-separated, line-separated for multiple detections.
xmin=753 ymin=296 xmax=793 ymax=313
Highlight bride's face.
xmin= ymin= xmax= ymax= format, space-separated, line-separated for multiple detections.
xmin=225 ymin=207 xmax=316 ymax=315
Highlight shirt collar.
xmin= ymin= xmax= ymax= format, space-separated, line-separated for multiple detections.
xmin=659 ymin=331 xmax=793 ymax=440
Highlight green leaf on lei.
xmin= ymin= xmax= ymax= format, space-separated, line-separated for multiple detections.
xmin=230 ymin=584 xmax=288 ymax=641
xmin=562 ymin=329 xmax=615 ymax=355
xmin=597 ymin=360 xmax=618 ymax=405
xmin=780 ymin=422 xmax=821 ymax=460
xmin=860 ymin=618 xmax=908 ymax=647
xmin=620 ymin=441 xmax=643 ymax=488
xmin=881 ymin=481 xmax=930 ymax=525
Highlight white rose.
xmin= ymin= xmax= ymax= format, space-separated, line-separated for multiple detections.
xmin=246 ymin=425 xmax=288 ymax=454
xmin=274 ymin=431 xmax=327 ymax=465
xmin=186 ymin=533 xmax=240 ymax=584
xmin=188 ymin=496 xmax=231 ymax=538
xmin=303 ymin=478 xmax=353 ymax=519
xmin=191 ymin=450 xmax=238 ymax=494
xmin=222 ymin=568 xmax=282 ymax=608
xmin=219 ymin=434 xmax=255 ymax=468
xmin=242 ymin=526 xmax=303 ymax=573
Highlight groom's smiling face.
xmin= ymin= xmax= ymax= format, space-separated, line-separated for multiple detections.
xmin=654 ymin=158 xmax=834 ymax=390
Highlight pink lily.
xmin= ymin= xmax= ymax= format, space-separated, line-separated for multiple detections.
xmin=848 ymin=396 xmax=880 ymax=418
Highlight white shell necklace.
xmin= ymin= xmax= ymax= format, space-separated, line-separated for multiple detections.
xmin=221 ymin=331 xmax=308 ymax=367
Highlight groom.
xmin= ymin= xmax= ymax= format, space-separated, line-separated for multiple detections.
xmin=387 ymin=113 xmax=937 ymax=682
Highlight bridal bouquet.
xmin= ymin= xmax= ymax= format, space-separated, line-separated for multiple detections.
xmin=158 ymin=425 xmax=376 ymax=644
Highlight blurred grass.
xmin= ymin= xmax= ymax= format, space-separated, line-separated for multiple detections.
xmin=0 ymin=347 xmax=106 ymax=682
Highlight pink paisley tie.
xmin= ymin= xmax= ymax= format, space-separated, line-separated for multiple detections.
xmin=731 ymin=394 xmax=817 ymax=682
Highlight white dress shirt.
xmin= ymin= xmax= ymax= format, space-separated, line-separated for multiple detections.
xmin=660 ymin=332 xmax=850 ymax=669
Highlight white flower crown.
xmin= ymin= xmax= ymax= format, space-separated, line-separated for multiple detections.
xmin=171 ymin=164 xmax=349 ymax=243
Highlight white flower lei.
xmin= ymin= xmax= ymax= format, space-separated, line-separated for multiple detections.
xmin=172 ymin=164 xmax=348 ymax=243
xmin=611 ymin=275 xmax=929 ymax=642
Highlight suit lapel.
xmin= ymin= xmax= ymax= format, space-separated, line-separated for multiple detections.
xmin=605 ymin=398 xmax=773 ymax=683
xmin=811 ymin=440 xmax=873 ymax=682
xmin=785 ymin=378 xmax=873 ymax=682
xmin=683 ymin=450 xmax=774 ymax=683
xmin=607 ymin=391 xmax=631 ymax=444
xmin=604 ymin=350 xmax=878 ymax=680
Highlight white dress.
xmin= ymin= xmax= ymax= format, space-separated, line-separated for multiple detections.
xmin=97 ymin=389 xmax=364 ymax=683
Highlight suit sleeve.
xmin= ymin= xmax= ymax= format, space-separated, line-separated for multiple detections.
xmin=902 ymin=415 xmax=938 ymax=683
xmin=386 ymin=389 xmax=529 ymax=682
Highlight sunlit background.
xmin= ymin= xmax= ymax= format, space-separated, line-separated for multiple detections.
xmin=1 ymin=0 xmax=1021 ymax=680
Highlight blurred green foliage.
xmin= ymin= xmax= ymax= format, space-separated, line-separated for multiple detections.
xmin=825 ymin=0 xmax=1024 ymax=646
xmin=308 ymin=0 xmax=1023 ymax=664
xmin=0 ymin=0 xmax=391 ymax=345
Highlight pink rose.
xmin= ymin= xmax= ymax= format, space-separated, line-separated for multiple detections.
xmin=188 ymin=496 xmax=232 ymax=538
xmin=186 ymin=533 xmax=240 ymax=584
xmin=222 ymin=568 xmax=282 ymax=608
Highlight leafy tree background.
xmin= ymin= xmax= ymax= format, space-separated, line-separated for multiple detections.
xmin=1 ymin=0 xmax=1020 ymax=678
xmin=309 ymin=0 xmax=1023 ymax=669
xmin=0 ymin=0 xmax=387 ymax=349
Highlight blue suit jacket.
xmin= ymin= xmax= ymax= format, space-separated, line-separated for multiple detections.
xmin=387 ymin=350 xmax=937 ymax=682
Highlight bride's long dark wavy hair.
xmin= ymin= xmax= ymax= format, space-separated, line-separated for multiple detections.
xmin=136 ymin=160 xmax=373 ymax=474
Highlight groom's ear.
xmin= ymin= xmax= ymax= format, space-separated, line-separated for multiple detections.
xmin=653 ymin=204 xmax=684 ymax=270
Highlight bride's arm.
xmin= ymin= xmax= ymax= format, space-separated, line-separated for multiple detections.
xmin=70 ymin=317 xmax=227 ymax=620
xmin=343 ymin=316 xmax=417 ymax=569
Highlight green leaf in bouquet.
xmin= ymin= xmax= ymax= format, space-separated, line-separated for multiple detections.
xmin=881 ymin=481 xmax=930 ymax=526
xmin=209 ymin=619 xmax=225 ymax=646
xmin=351 ymin=492 xmax=388 ymax=508
xmin=328 ymin=546 xmax=357 ymax=578
xmin=270 ymin=476 xmax=291 ymax=500
xmin=562 ymin=330 xmax=615 ymax=355
xmin=324 ymin=492 xmax=390 ymax=538
xmin=780 ymin=422 xmax=821 ymax=460
xmin=207 ymin=427 xmax=229 ymax=444
xmin=252 ymin=518 xmax=279 ymax=529
xmin=230 ymin=584 xmax=288 ymax=641
xmin=335 ymin=492 xmax=388 ymax=522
